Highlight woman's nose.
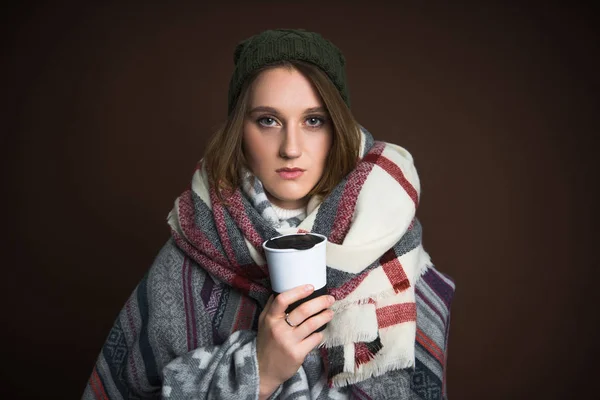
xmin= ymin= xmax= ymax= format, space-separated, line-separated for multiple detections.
xmin=279 ymin=125 xmax=302 ymax=159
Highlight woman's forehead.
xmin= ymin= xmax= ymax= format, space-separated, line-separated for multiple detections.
xmin=248 ymin=67 xmax=324 ymax=111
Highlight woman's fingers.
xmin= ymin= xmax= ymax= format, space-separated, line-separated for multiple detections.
xmin=269 ymin=284 xmax=315 ymax=316
xmin=264 ymin=294 xmax=274 ymax=311
xmin=295 ymin=308 xmax=335 ymax=339
xmin=297 ymin=328 xmax=326 ymax=355
xmin=285 ymin=295 xmax=334 ymax=327
xmin=259 ymin=294 xmax=275 ymax=323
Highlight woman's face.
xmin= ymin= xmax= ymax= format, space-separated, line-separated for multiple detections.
xmin=243 ymin=67 xmax=333 ymax=210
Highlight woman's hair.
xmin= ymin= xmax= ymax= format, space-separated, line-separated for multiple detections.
xmin=203 ymin=60 xmax=361 ymax=203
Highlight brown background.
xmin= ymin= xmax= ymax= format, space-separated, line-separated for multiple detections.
xmin=3 ymin=2 xmax=598 ymax=399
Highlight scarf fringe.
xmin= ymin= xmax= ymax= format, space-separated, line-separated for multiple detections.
xmin=329 ymin=359 xmax=415 ymax=388
xmin=355 ymin=337 xmax=383 ymax=367
xmin=331 ymin=286 xmax=399 ymax=312
xmin=319 ymin=331 xmax=379 ymax=349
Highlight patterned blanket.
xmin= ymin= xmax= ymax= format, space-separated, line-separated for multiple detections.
xmin=82 ymin=128 xmax=455 ymax=399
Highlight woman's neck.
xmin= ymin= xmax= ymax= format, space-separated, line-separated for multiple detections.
xmin=270 ymin=203 xmax=306 ymax=221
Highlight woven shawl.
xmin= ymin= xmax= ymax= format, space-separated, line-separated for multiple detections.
xmin=167 ymin=128 xmax=432 ymax=387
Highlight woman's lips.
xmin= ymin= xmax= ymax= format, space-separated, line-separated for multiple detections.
xmin=276 ymin=168 xmax=305 ymax=179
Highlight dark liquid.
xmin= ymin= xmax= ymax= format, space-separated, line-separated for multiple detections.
xmin=264 ymin=234 xmax=325 ymax=250
xmin=273 ymin=286 xmax=328 ymax=333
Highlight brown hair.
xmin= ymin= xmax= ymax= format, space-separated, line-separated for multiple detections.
xmin=203 ymin=60 xmax=361 ymax=203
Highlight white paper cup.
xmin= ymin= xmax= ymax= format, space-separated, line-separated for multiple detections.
xmin=262 ymin=233 xmax=327 ymax=293
xmin=262 ymin=233 xmax=328 ymax=331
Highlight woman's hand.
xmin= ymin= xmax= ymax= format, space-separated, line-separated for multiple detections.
xmin=256 ymin=284 xmax=334 ymax=399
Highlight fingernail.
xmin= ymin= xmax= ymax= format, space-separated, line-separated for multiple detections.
xmin=328 ymin=296 xmax=335 ymax=304
xmin=305 ymin=284 xmax=314 ymax=292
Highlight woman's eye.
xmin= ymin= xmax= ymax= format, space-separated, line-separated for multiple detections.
xmin=258 ymin=117 xmax=277 ymax=127
xmin=306 ymin=117 xmax=325 ymax=127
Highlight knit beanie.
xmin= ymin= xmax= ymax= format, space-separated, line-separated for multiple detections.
xmin=227 ymin=29 xmax=350 ymax=115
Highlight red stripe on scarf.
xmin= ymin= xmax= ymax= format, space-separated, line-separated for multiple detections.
xmin=362 ymin=152 xmax=419 ymax=208
xmin=172 ymin=229 xmax=234 ymax=281
xmin=178 ymin=190 xmax=231 ymax=267
xmin=227 ymin=190 xmax=267 ymax=255
xmin=328 ymin=142 xmax=386 ymax=244
xmin=381 ymin=249 xmax=411 ymax=293
xmin=172 ymin=229 xmax=269 ymax=297
xmin=210 ymin=188 xmax=268 ymax=280
xmin=355 ymin=342 xmax=375 ymax=367
xmin=89 ymin=367 xmax=108 ymax=400
xmin=328 ymin=248 xmax=409 ymax=300
xmin=232 ymin=294 xmax=257 ymax=331
xmin=416 ymin=327 xmax=445 ymax=365
xmin=376 ymin=302 xmax=416 ymax=328
xmin=211 ymin=188 xmax=242 ymax=265
xmin=231 ymin=274 xmax=252 ymax=295
xmin=226 ymin=191 xmax=270 ymax=277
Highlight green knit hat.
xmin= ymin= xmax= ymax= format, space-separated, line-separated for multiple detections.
xmin=227 ymin=29 xmax=350 ymax=115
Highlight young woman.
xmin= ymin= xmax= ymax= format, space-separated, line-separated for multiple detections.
xmin=83 ymin=29 xmax=455 ymax=400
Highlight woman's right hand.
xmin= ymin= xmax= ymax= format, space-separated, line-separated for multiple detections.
xmin=256 ymin=284 xmax=334 ymax=400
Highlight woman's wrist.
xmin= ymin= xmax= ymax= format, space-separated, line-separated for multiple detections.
xmin=258 ymin=376 xmax=280 ymax=400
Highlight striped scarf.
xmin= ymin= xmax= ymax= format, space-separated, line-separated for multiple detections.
xmin=167 ymin=128 xmax=432 ymax=387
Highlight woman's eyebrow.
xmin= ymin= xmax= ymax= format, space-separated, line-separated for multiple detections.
xmin=247 ymin=106 xmax=279 ymax=115
xmin=247 ymin=106 xmax=328 ymax=116
xmin=303 ymin=106 xmax=327 ymax=114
